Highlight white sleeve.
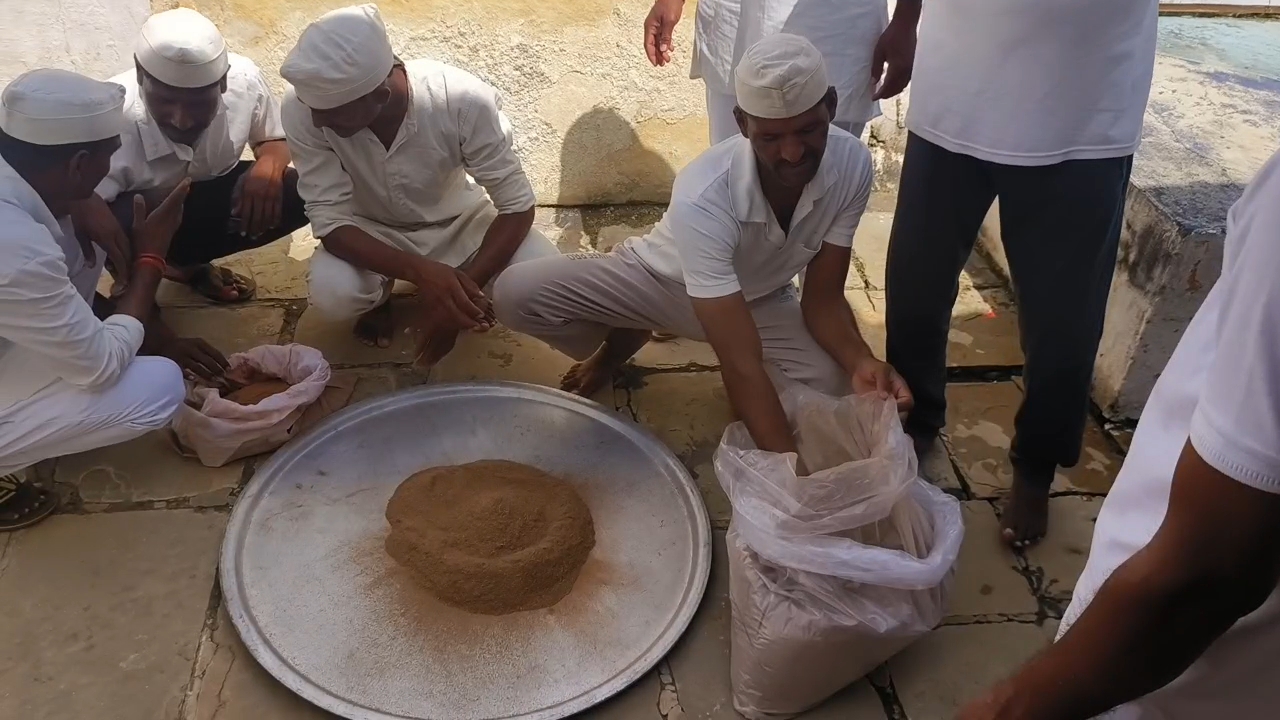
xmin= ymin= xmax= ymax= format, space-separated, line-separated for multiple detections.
xmin=0 ymin=252 xmax=144 ymax=390
xmin=824 ymin=147 xmax=874 ymax=248
xmin=248 ymin=67 xmax=286 ymax=145
xmin=456 ymin=76 xmax=536 ymax=215
xmin=281 ymin=95 xmax=356 ymax=239
xmin=668 ymin=199 xmax=743 ymax=299
xmin=94 ymin=130 xmax=142 ymax=203
xmin=1188 ymin=206 xmax=1280 ymax=494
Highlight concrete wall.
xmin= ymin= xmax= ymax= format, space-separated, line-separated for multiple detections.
xmin=163 ymin=0 xmax=710 ymax=205
xmin=0 ymin=0 xmax=150 ymax=85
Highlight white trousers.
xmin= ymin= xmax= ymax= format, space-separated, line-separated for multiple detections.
xmin=0 ymin=236 xmax=186 ymax=475
xmin=705 ymin=87 xmax=867 ymax=146
xmin=308 ymin=227 xmax=561 ymax=320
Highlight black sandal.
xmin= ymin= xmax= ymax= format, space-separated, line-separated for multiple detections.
xmin=0 ymin=473 xmax=58 ymax=532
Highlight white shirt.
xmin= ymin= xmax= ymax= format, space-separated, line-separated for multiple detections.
xmin=629 ymin=127 xmax=873 ymax=301
xmin=283 ymin=58 xmax=537 ymax=268
xmin=692 ymin=0 xmax=887 ymax=127
xmin=95 ymin=53 xmax=285 ymax=203
xmin=907 ymin=0 xmax=1159 ymax=166
xmin=0 ymin=158 xmax=145 ymax=412
xmin=1059 ymin=149 xmax=1280 ymax=719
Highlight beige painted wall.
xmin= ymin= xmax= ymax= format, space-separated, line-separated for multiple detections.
xmin=163 ymin=0 xmax=710 ymax=204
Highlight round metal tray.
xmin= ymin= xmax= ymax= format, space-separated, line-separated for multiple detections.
xmin=220 ymin=382 xmax=712 ymax=720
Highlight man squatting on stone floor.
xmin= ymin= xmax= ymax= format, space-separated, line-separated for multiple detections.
xmin=495 ymin=34 xmax=913 ymax=460
xmin=279 ymin=4 xmax=559 ymax=360
xmin=0 ymin=70 xmax=190 ymax=529
xmin=886 ymin=0 xmax=1159 ymax=548
xmin=74 ymin=8 xmax=308 ymax=383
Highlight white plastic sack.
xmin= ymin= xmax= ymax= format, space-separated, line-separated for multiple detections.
xmin=716 ymin=380 xmax=964 ymax=719
xmin=171 ymin=344 xmax=331 ymax=467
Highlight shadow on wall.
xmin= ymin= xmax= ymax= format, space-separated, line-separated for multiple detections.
xmin=558 ymin=107 xmax=677 ymax=206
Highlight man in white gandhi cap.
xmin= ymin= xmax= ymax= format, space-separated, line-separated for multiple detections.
xmin=71 ymin=8 xmax=306 ymax=381
xmin=280 ymin=4 xmax=558 ymax=359
xmin=495 ymin=35 xmax=911 ymax=454
xmin=0 ymin=69 xmax=191 ymax=530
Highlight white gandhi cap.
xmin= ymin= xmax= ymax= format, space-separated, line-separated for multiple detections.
xmin=0 ymin=69 xmax=126 ymax=146
xmin=734 ymin=34 xmax=830 ymax=120
xmin=136 ymin=8 xmax=230 ymax=89
xmin=280 ymin=4 xmax=396 ymax=111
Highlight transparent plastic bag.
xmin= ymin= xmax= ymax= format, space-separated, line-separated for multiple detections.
xmin=171 ymin=344 xmax=331 ymax=467
xmin=715 ymin=380 xmax=964 ymax=719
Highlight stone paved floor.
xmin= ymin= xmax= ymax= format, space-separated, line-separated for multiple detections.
xmin=0 ymin=203 xmax=1128 ymax=720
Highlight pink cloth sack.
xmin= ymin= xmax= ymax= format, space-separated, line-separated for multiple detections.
xmin=171 ymin=343 xmax=330 ymax=467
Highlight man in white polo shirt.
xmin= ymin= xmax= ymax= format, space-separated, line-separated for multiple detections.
xmin=280 ymin=4 xmax=557 ymax=358
xmin=957 ymin=148 xmax=1280 ymax=720
xmin=885 ymin=0 xmax=1159 ymax=546
xmin=72 ymin=8 xmax=306 ymax=310
xmin=496 ymin=35 xmax=909 ymax=453
xmin=0 ymin=69 xmax=188 ymax=530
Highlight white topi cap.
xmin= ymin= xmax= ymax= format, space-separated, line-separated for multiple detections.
xmin=135 ymin=8 xmax=230 ymax=89
xmin=0 ymin=69 xmax=127 ymax=146
xmin=734 ymin=34 xmax=830 ymax=120
xmin=280 ymin=4 xmax=396 ymax=111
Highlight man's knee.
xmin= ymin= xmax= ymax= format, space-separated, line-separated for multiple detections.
xmin=307 ymin=250 xmax=386 ymax=320
xmin=127 ymin=357 xmax=186 ymax=430
xmin=492 ymin=260 xmax=547 ymax=332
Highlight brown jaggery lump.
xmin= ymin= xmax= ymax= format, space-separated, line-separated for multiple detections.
xmin=223 ymin=379 xmax=292 ymax=405
xmin=384 ymin=460 xmax=596 ymax=615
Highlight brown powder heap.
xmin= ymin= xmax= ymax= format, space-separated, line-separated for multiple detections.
xmin=223 ymin=380 xmax=292 ymax=405
xmin=384 ymin=460 xmax=596 ymax=615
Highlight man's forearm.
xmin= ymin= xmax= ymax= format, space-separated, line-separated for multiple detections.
xmin=252 ymin=139 xmax=291 ymax=164
xmin=462 ymin=208 xmax=535 ymax=288
xmin=322 ymin=225 xmax=427 ymax=284
xmin=803 ymin=299 xmax=874 ymax=376
xmin=720 ymin=359 xmax=796 ymax=455
xmin=985 ymin=551 xmax=1264 ymax=720
xmin=890 ymin=0 xmax=922 ymax=25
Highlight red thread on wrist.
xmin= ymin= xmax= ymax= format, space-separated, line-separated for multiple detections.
xmin=135 ymin=255 xmax=167 ymax=273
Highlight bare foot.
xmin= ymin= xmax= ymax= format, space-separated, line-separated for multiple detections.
xmin=1000 ymin=474 xmax=1051 ymax=548
xmin=560 ymin=347 xmax=621 ymax=396
xmin=354 ymin=303 xmax=395 ymax=348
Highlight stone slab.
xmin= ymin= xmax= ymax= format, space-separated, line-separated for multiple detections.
xmin=534 ymin=206 xmax=590 ymax=254
xmin=665 ymin=531 xmax=733 ymax=720
xmin=852 ymin=211 xmax=893 ymax=291
xmin=691 ymin=461 xmax=732 ymax=530
xmin=55 ymin=430 xmax=243 ymax=507
xmin=428 ymin=326 xmax=575 ymax=388
xmin=597 ymin=224 xmax=655 ymax=253
xmin=854 ymin=290 xmax=1023 ymax=368
xmin=916 ymin=435 xmax=963 ymax=493
xmin=154 ymin=235 xmax=309 ymax=307
xmin=1053 ymin=421 xmax=1124 ymax=495
xmin=0 ymin=510 xmax=225 ymax=720
xmin=163 ymin=305 xmax=287 ymax=355
xmin=890 ymin=623 xmax=1047 ymax=719
xmin=629 ymin=374 xmax=735 ymax=458
xmin=1025 ymin=497 xmax=1102 ymax=601
xmin=949 ymin=502 xmax=1039 ymax=618
xmin=633 ymin=337 xmax=720 ymax=370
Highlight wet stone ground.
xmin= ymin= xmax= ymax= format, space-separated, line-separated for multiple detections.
xmin=0 ymin=204 xmax=1129 ymax=720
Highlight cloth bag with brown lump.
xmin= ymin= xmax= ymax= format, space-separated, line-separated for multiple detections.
xmin=171 ymin=343 xmax=332 ymax=467
xmin=715 ymin=379 xmax=964 ymax=720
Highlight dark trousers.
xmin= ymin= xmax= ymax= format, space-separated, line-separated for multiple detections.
xmin=885 ymin=133 xmax=1131 ymax=478
xmin=110 ymin=160 xmax=309 ymax=267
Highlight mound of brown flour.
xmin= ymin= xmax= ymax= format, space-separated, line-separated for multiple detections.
xmin=223 ymin=379 xmax=292 ymax=405
xmin=384 ymin=460 xmax=595 ymax=615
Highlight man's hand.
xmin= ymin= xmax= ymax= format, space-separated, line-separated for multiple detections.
xmin=132 ymin=180 xmax=191 ymax=259
xmin=871 ymin=13 xmax=918 ymax=100
xmin=71 ymin=196 xmax=133 ymax=285
xmin=232 ymin=154 xmax=290 ymax=238
xmin=411 ymin=258 xmax=492 ymax=330
xmin=644 ymin=0 xmax=685 ymax=66
xmin=852 ymin=356 xmax=913 ymax=411
xmin=158 ymin=337 xmax=230 ymax=385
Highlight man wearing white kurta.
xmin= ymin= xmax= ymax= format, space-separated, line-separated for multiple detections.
xmin=643 ymin=0 xmax=920 ymax=144
xmin=957 ymin=148 xmax=1280 ymax=720
xmin=497 ymin=36 xmax=910 ymax=455
xmin=279 ymin=4 xmax=557 ymax=357
xmin=0 ymin=69 xmax=189 ymax=530
xmin=885 ymin=0 xmax=1159 ymax=546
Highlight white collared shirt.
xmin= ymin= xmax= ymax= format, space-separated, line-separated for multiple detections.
xmin=95 ymin=53 xmax=285 ymax=203
xmin=1059 ymin=148 xmax=1280 ymax=719
xmin=907 ymin=0 xmax=1158 ymax=166
xmin=0 ymin=158 xmax=145 ymax=412
xmin=628 ymin=127 xmax=873 ymax=301
xmin=692 ymin=0 xmax=888 ymax=127
xmin=282 ymin=58 xmax=537 ymax=268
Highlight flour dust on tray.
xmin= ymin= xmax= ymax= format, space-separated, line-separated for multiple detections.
xmin=385 ymin=460 xmax=596 ymax=615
